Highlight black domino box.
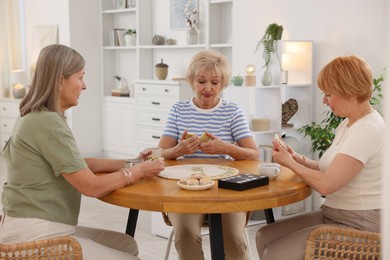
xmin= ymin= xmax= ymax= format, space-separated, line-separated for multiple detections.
xmin=218 ymin=174 xmax=269 ymax=191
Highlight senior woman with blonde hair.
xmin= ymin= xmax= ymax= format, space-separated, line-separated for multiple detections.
xmin=158 ymin=50 xmax=259 ymax=260
xmin=256 ymin=55 xmax=385 ymax=260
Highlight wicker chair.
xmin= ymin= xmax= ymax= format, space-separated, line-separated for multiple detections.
xmin=162 ymin=212 xmax=252 ymax=260
xmin=0 ymin=236 xmax=83 ymax=259
xmin=304 ymin=225 xmax=381 ymax=260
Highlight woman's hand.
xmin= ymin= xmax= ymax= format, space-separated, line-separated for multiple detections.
xmin=272 ymin=139 xmax=296 ymax=167
xmin=132 ymin=159 xmax=165 ymax=179
xmin=199 ymin=133 xmax=227 ymax=154
xmin=136 ymin=149 xmax=152 ymax=161
xmin=175 ymin=129 xmax=201 ymax=156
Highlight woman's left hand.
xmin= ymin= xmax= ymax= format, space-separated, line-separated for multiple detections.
xmin=199 ymin=133 xmax=227 ymax=154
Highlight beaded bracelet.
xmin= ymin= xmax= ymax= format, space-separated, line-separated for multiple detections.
xmin=121 ymin=168 xmax=134 ymax=185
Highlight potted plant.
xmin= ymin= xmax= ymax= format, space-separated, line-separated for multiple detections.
xmin=123 ymin=29 xmax=136 ymax=46
xmin=254 ymin=23 xmax=284 ymax=85
xmin=298 ymin=72 xmax=384 ymax=158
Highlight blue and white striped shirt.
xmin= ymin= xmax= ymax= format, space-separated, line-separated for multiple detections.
xmin=162 ymin=97 xmax=253 ymax=158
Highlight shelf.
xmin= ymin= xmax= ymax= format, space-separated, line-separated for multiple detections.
xmin=139 ymin=44 xmax=207 ymax=50
xmin=103 ymin=46 xmax=137 ymax=50
xmin=210 ymin=0 xmax=233 ymax=4
xmin=210 ymin=43 xmax=233 ymax=48
xmin=102 ymin=8 xmax=136 ymax=14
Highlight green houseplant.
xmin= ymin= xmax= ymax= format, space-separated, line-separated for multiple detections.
xmin=254 ymin=23 xmax=284 ymax=71
xmin=254 ymin=23 xmax=284 ymax=86
xmin=298 ymin=72 xmax=385 ymax=158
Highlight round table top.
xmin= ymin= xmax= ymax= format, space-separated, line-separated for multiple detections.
xmin=99 ymin=158 xmax=311 ymax=214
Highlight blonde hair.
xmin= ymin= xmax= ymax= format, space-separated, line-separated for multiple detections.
xmin=20 ymin=44 xmax=85 ymax=116
xmin=317 ymin=55 xmax=373 ymax=103
xmin=186 ymin=50 xmax=232 ymax=88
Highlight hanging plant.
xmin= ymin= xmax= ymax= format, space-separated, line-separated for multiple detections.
xmin=254 ymin=23 xmax=284 ymax=70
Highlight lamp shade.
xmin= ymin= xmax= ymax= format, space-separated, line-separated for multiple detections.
xmin=9 ymin=69 xmax=27 ymax=85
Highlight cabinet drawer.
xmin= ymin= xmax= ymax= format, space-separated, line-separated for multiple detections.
xmin=137 ymin=96 xmax=176 ymax=109
xmin=0 ymin=102 xmax=19 ymax=117
xmin=137 ymin=111 xmax=168 ymax=127
xmin=137 ymin=127 xmax=163 ymax=146
xmin=1 ymin=117 xmax=17 ymax=133
xmin=135 ymin=84 xmax=180 ymax=97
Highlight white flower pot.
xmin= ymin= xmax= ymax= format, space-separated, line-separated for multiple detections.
xmin=124 ymin=34 xmax=136 ymax=46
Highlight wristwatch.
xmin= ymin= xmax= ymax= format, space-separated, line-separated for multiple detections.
xmin=124 ymin=159 xmax=142 ymax=168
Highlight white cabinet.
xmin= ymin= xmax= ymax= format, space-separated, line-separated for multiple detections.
xmin=102 ymin=97 xmax=137 ymax=158
xmin=0 ymin=99 xmax=20 ymax=150
xmin=99 ymin=0 xmax=234 ymax=97
xmin=134 ymin=80 xmax=193 ymax=151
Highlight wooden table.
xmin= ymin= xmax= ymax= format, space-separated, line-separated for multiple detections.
xmin=99 ymin=158 xmax=311 ymax=260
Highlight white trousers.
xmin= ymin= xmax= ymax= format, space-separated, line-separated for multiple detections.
xmin=0 ymin=215 xmax=140 ymax=260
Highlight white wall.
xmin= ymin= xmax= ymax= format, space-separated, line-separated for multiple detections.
xmin=233 ymin=0 xmax=386 ymax=122
xmin=382 ymin=1 xmax=389 ymax=257
xmin=23 ymin=0 xmax=102 ymax=156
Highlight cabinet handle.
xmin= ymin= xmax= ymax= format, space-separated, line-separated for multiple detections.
xmin=151 ymin=102 xmax=160 ymax=105
xmin=164 ymin=89 xmax=169 ymax=93
xmin=2 ymin=107 xmax=6 ymax=111
xmin=3 ymin=124 xmax=7 ymax=127
xmin=152 ymin=135 xmax=161 ymax=139
xmin=151 ymin=117 xmax=161 ymax=121
xmin=142 ymin=87 xmax=147 ymax=91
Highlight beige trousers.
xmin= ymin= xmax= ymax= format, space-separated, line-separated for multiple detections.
xmin=256 ymin=206 xmax=381 ymax=260
xmin=167 ymin=212 xmax=249 ymax=260
xmin=0 ymin=215 xmax=139 ymax=260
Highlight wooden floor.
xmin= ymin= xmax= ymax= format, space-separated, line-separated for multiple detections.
xmin=0 ymin=156 xmax=264 ymax=259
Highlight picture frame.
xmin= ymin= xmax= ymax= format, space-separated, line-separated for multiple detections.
xmin=170 ymin=0 xmax=199 ymax=30
xmin=115 ymin=0 xmax=126 ymax=9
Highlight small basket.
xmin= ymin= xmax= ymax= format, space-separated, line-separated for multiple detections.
xmin=251 ymin=118 xmax=270 ymax=131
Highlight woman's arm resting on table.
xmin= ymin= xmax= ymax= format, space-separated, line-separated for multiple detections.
xmin=62 ymin=159 xmax=165 ymax=198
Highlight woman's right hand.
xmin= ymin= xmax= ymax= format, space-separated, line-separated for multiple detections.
xmin=175 ymin=129 xmax=200 ymax=156
xmin=272 ymin=139 xmax=296 ymax=167
xmin=133 ymin=159 xmax=165 ymax=179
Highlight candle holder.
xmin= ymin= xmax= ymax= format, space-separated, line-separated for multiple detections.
xmin=244 ymin=64 xmax=256 ymax=86
xmin=10 ymin=69 xmax=27 ymax=99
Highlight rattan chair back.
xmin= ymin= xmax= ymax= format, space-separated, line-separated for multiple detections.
xmin=0 ymin=236 xmax=82 ymax=259
xmin=305 ymin=225 xmax=381 ymax=260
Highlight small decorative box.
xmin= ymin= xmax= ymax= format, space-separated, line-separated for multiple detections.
xmin=218 ymin=174 xmax=269 ymax=191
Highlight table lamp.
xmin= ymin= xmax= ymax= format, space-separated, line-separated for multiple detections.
xmin=244 ymin=64 xmax=256 ymax=86
xmin=10 ymin=69 xmax=27 ymax=98
xmin=281 ymin=54 xmax=291 ymax=84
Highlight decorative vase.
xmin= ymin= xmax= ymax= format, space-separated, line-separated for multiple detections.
xmin=155 ymin=59 xmax=169 ymax=80
xmin=261 ymin=69 xmax=272 ymax=86
xmin=186 ymin=28 xmax=198 ymax=45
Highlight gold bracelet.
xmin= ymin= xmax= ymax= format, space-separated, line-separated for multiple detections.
xmin=301 ymin=154 xmax=306 ymax=165
xmin=121 ymin=168 xmax=134 ymax=185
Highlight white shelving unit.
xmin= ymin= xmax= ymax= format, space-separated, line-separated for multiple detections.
xmin=100 ymin=0 xmax=234 ymax=158
xmin=224 ymin=40 xmax=314 ymax=220
xmin=99 ymin=0 xmax=234 ymax=97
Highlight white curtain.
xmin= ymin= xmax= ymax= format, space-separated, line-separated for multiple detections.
xmin=0 ymin=0 xmax=24 ymax=97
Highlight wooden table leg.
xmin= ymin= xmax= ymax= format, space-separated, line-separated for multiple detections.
xmin=125 ymin=209 xmax=139 ymax=237
xmin=208 ymin=213 xmax=225 ymax=260
xmin=264 ymin=208 xmax=275 ymax=224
